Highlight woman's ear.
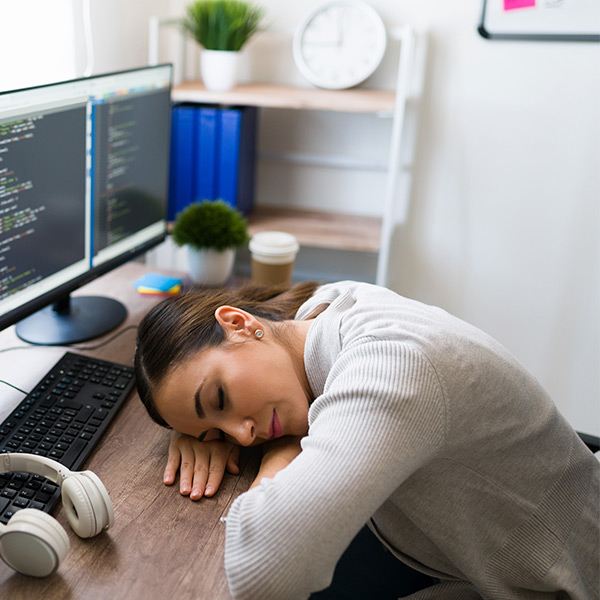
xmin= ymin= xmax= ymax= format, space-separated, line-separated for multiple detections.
xmin=215 ymin=306 xmax=259 ymax=339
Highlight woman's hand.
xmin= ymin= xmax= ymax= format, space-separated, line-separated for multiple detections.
xmin=250 ymin=436 xmax=303 ymax=489
xmin=164 ymin=430 xmax=241 ymax=500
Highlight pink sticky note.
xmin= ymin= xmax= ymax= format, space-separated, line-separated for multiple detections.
xmin=504 ymin=0 xmax=536 ymax=9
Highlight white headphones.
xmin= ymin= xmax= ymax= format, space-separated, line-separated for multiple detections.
xmin=0 ymin=452 xmax=114 ymax=577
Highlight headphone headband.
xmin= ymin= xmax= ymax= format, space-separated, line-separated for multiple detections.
xmin=0 ymin=452 xmax=113 ymax=577
xmin=0 ymin=453 xmax=72 ymax=485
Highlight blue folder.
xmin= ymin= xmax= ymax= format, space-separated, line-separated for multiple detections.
xmin=168 ymin=105 xmax=196 ymax=221
xmin=216 ymin=107 xmax=257 ymax=215
xmin=193 ymin=107 xmax=219 ymax=203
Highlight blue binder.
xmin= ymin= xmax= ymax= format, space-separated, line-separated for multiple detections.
xmin=168 ymin=104 xmax=257 ymax=220
xmin=216 ymin=107 xmax=257 ymax=215
xmin=168 ymin=105 xmax=196 ymax=221
xmin=193 ymin=107 xmax=219 ymax=203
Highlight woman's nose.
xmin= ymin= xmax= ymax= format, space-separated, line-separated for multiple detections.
xmin=229 ymin=419 xmax=255 ymax=446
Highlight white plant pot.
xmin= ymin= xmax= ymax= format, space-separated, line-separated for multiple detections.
xmin=201 ymin=50 xmax=240 ymax=92
xmin=187 ymin=246 xmax=235 ymax=286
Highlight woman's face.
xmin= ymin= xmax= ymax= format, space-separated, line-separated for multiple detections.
xmin=153 ymin=307 xmax=313 ymax=446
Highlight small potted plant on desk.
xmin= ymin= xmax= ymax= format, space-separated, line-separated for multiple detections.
xmin=182 ymin=0 xmax=264 ymax=91
xmin=171 ymin=200 xmax=249 ymax=286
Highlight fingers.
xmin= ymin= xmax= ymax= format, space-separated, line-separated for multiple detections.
xmin=163 ymin=434 xmax=183 ymax=486
xmin=226 ymin=445 xmax=241 ymax=475
xmin=178 ymin=442 xmax=198 ymax=496
xmin=163 ymin=432 xmax=204 ymax=496
xmin=198 ymin=443 xmax=232 ymax=498
xmin=163 ymin=434 xmax=240 ymax=501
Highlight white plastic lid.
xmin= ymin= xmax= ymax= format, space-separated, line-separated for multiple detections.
xmin=249 ymin=231 xmax=299 ymax=265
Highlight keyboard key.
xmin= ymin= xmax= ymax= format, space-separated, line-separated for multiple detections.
xmin=94 ymin=409 xmax=108 ymax=421
xmin=74 ymin=406 xmax=95 ymax=423
xmin=0 ymin=497 xmax=10 ymax=515
xmin=62 ymin=438 xmax=88 ymax=469
xmin=41 ymin=483 xmax=58 ymax=495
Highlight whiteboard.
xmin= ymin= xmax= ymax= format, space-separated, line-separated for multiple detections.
xmin=479 ymin=0 xmax=600 ymax=41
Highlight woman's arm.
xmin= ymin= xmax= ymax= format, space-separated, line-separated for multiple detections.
xmin=249 ymin=436 xmax=303 ymax=489
xmin=164 ymin=430 xmax=241 ymax=500
xmin=223 ymin=343 xmax=446 ymax=600
xmin=164 ymin=432 xmax=302 ymax=500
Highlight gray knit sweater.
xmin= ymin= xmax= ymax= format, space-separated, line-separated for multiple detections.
xmin=224 ymin=281 xmax=599 ymax=599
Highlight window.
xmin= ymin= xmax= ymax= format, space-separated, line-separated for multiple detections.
xmin=0 ymin=0 xmax=77 ymax=92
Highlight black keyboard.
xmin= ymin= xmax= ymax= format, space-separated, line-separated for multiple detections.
xmin=0 ymin=352 xmax=135 ymax=524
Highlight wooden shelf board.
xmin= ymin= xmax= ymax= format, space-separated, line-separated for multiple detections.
xmin=172 ymin=82 xmax=396 ymax=114
xmin=247 ymin=206 xmax=381 ymax=253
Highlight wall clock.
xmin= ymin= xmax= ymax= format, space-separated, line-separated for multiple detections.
xmin=293 ymin=0 xmax=387 ymax=90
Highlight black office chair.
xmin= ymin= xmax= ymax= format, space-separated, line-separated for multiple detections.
xmin=578 ymin=432 xmax=600 ymax=456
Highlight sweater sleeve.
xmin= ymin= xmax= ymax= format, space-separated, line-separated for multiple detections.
xmin=224 ymin=341 xmax=447 ymax=600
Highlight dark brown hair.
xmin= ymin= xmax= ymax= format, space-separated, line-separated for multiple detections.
xmin=134 ymin=281 xmax=320 ymax=427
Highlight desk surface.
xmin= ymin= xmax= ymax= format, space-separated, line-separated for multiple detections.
xmin=0 ymin=262 xmax=258 ymax=599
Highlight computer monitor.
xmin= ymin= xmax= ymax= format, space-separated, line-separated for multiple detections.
xmin=0 ymin=64 xmax=172 ymax=345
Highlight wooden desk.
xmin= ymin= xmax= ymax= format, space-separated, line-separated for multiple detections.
xmin=0 ymin=262 xmax=258 ymax=599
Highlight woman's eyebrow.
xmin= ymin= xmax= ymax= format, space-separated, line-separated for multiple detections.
xmin=194 ymin=383 xmax=205 ymax=419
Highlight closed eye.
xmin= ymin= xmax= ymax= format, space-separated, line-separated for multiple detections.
xmin=218 ymin=386 xmax=225 ymax=410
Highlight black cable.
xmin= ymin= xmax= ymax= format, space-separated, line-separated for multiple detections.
xmin=72 ymin=324 xmax=139 ymax=351
xmin=0 ymin=324 xmax=139 ymax=356
xmin=0 ymin=345 xmax=33 ymax=355
xmin=0 ymin=324 xmax=139 ymax=395
xmin=0 ymin=380 xmax=27 ymax=395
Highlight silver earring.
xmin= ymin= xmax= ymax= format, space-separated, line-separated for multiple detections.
xmin=255 ymin=329 xmax=264 ymax=339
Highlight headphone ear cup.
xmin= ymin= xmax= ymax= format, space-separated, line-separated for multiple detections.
xmin=61 ymin=471 xmax=114 ymax=538
xmin=0 ymin=509 xmax=70 ymax=577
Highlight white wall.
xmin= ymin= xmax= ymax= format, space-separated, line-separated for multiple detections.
xmin=66 ymin=0 xmax=600 ymax=437
xmin=79 ymin=0 xmax=170 ymax=75
xmin=388 ymin=3 xmax=600 ymax=439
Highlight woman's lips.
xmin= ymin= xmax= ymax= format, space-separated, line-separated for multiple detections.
xmin=269 ymin=409 xmax=283 ymax=439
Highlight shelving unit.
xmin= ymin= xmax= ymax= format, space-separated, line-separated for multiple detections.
xmin=170 ymin=82 xmax=394 ymax=258
xmin=171 ymin=82 xmax=396 ymax=114
xmin=246 ymin=205 xmax=381 ymax=253
xmin=150 ymin=21 xmax=424 ymax=286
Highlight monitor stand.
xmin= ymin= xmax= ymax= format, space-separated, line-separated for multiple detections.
xmin=15 ymin=294 xmax=127 ymax=346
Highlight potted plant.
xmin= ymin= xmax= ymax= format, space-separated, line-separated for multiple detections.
xmin=182 ymin=0 xmax=264 ymax=91
xmin=171 ymin=200 xmax=249 ymax=285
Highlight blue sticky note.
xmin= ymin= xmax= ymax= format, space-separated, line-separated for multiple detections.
xmin=133 ymin=273 xmax=182 ymax=292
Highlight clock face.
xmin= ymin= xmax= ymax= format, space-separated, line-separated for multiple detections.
xmin=293 ymin=0 xmax=387 ymax=90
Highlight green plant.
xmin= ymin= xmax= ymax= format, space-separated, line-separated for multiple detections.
xmin=171 ymin=200 xmax=249 ymax=251
xmin=182 ymin=0 xmax=264 ymax=51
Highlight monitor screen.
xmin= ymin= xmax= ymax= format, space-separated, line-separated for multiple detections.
xmin=0 ymin=65 xmax=172 ymax=345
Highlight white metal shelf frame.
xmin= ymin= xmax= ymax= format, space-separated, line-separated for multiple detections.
xmin=148 ymin=17 xmax=426 ymax=287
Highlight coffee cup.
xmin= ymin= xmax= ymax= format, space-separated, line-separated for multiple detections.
xmin=249 ymin=231 xmax=299 ymax=286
